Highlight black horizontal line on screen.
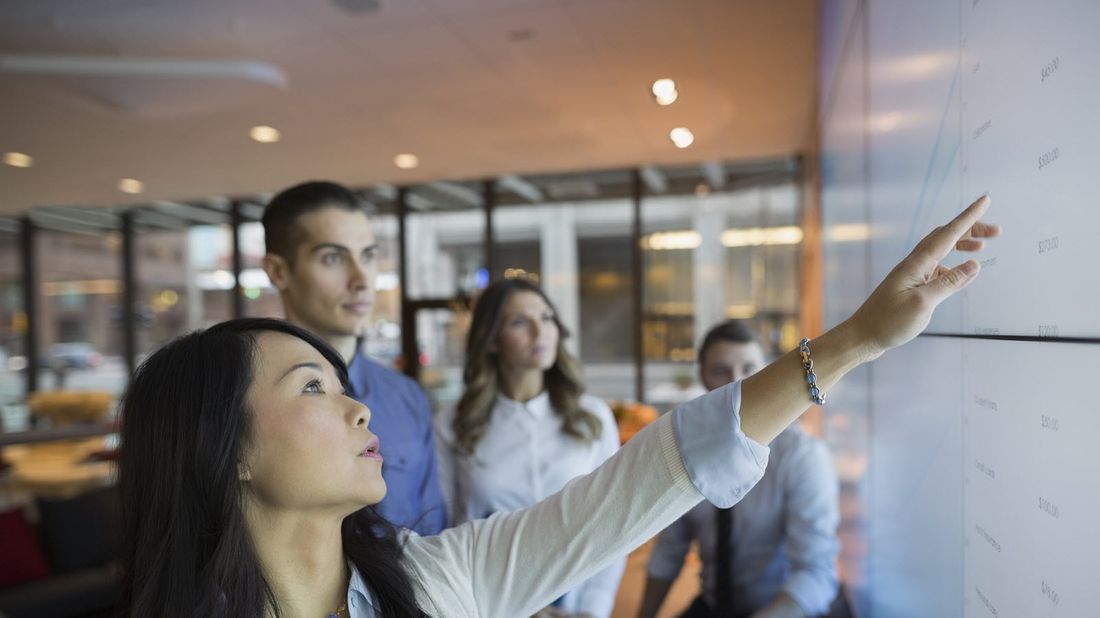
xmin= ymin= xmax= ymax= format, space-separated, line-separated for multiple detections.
xmin=919 ymin=332 xmax=1100 ymax=345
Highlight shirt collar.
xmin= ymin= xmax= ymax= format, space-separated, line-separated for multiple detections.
xmin=346 ymin=561 xmax=376 ymax=618
xmin=346 ymin=348 xmax=371 ymax=399
xmin=495 ymin=389 xmax=552 ymax=418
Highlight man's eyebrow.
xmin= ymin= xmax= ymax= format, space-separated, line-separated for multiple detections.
xmin=309 ymin=243 xmax=351 ymax=255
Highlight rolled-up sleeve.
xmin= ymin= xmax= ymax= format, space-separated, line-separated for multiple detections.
xmin=671 ymin=380 xmax=771 ymax=508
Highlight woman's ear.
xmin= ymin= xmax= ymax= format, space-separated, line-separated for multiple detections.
xmin=238 ymin=461 xmax=252 ymax=482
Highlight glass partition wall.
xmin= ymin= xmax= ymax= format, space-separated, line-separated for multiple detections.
xmin=2 ymin=157 xmax=803 ymax=435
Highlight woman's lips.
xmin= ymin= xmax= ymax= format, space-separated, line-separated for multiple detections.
xmin=345 ymin=302 xmax=372 ymax=316
xmin=359 ymin=436 xmax=383 ymax=462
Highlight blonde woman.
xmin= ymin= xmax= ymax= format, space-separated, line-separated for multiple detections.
xmin=435 ymin=277 xmax=624 ymax=618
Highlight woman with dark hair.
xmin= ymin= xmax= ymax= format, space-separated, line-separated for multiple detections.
xmin=117 ymin=199 xmax=996 ymax=617
xmin=117 ymin=319 xmax=422 ymax=617
xmin=434 ymin=277 xmax=624 ymax=617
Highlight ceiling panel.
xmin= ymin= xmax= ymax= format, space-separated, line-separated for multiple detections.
xmin=0 ymin=0 xmax=816 ymax=213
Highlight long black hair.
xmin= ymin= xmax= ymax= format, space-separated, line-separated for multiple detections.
xmin=118 ymin=318 xmax=427 ymax=617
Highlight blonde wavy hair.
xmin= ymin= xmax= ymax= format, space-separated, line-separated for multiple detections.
xmin=453 ymin=277 xmax=602 ymax=456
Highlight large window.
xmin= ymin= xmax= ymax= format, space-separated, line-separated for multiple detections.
xmin=35 ymin=230 xmax=125 ymax=396
xmin=491 ymin=183 xmax=638 ymax=403
xmin=405 ymin=182 xmax=486 ymax=301
xmin=642 ymin=176 xmax=803 ymax=411
xmin=402 ymin=183 xmax=486 ymax=410
xmin=359 ymin=211 xmax=403 ymax=368
xmin=0 ymin=226 xmax=25 ymax=432
xmin=3 ymin=159 xmax=803 ymax=433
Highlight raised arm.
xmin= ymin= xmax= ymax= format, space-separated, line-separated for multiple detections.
xmin=401 ymin=197 xmax=998 ymax=617
xmin=739 ymin=195 xmax=997 ymax=445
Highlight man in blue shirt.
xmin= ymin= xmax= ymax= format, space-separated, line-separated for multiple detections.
xmin=260 ymin=180 xmax=448 ymax=535
xmin=638 ymin=320 xmax=840 ymax=618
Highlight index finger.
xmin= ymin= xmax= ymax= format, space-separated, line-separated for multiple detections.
xmin=916 ymin=195 xmax=992 ymax=261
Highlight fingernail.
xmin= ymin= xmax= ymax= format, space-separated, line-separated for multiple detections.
xmin=960 ymin=260 xmax=979 ymax=276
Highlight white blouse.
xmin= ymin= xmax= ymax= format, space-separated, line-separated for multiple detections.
xmin=367 ymin=380 xmax=771 ymax=618
xmin=434 ymin=391 xmax=625 ymax=617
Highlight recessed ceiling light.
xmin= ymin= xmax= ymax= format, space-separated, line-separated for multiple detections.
xmin=118 ymin=178 xmax=145 ymax=194
xmin=871 ymin=112 xmax=901 ymax=133
xmin=250 ymin=125 xmax=281 ymax=143
xmin=669 ymin=127 xmax=694 ymax=149
xmin=508 ymin=28 xmax=535 ymax=42
xmin=652 ymin=78 xmax=678 ymax=106
xmin=394 ymin=153 xmax=419 ymax=169
xmin=3 ymin=152 xmax=33 ymax=168
xmin=332 ymin=0 xmax=381 ymax=14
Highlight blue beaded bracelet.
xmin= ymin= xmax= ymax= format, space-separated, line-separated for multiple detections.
xmin=799 ymin=338 xmax=826 ymax=405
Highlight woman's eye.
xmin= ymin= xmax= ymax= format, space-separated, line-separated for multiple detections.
xmin=322 ymin=253 xmax=343 ymax=266
xmin=304 ymin=379 xmax=324 ymax=394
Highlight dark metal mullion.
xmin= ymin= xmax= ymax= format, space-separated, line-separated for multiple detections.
xmin=230 ymin=201 xmax=245 ymax=319
xmin=120 ymin=211 xmax=138 ymax=378
xmin=631 ymin=169 xmax=645 ymax=404
xmin=483 ymin=179 xmax=495 ymax=281
xmin=397 ymin=188 xmax=418 ymax=380
xmin=20 ymin=218 xmax=39 ymax=394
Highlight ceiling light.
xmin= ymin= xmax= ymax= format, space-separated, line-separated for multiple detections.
xmin=651 ymin=78 xmax=678 ymax=105
xmin=394 ymin=153 xmax=419 ymax=169
xmin=643 ymin=230 xmax=702 ymax=251
xmin=669 ymin=127 xmax=694 ymax=149
xmin=721 ymin=226 xmax=804 ymax=247
xmin=250 ymin=125 xmax=281 ymax=143
xmin=508 ymin=28 xmax=535 ymax=42
xmin=825 ymin=223 xmax=872 ymax=243
xmin=118 ymin=178 xmax=145 ymax=194
xmin=3 ymin=152 xmax=33 ymax=168
xmin=871 ymin=112 xmax=901 ymax=133
xmin=332 ymin=0 xmax=381 ymax=14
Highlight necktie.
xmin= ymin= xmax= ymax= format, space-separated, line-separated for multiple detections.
xmin=715 ymin=506 xmax=735 ymax=616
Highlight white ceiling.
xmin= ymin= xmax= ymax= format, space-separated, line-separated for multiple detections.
xmin=0 ymin=0 xmax=816 ymax=214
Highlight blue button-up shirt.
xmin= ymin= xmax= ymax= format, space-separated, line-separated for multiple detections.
xmin=347 ymin=351 xmax=447 ymax=536
xmin=648 ymin=422 xmax=840 ymax=616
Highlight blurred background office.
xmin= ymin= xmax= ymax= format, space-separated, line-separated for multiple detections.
xmin=1 ymin=2 xmax=822 ymax=616
xmin=10 ymin=0 xmax=1094 ymax=614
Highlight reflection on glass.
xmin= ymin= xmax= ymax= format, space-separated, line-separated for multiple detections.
xmin=22 ymin=230 xmax=125 ymax=436
xmin=414 ymin=307 xmax=470 ymax=413
xmin=0 ymin=230 xmax=26 ymax=432
xmin=405 ymin=183 xmax=486 ymax=300
xmin=491 ymin=196 xmax=637 ymax=403
xmin=361 ymin=214 xmax=402 ymax=367
xmin=642 ymin=184 xmax=803 ymax=411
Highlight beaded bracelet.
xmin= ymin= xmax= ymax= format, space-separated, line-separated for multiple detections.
xmin=799 ymin=338 xmax=826 ymax=405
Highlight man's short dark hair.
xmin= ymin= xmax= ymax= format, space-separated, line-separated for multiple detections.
xmin=697 ymin=319 xmax=762 ymax=365
xmin=262 ymin=180 xmax=362 ymax=262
